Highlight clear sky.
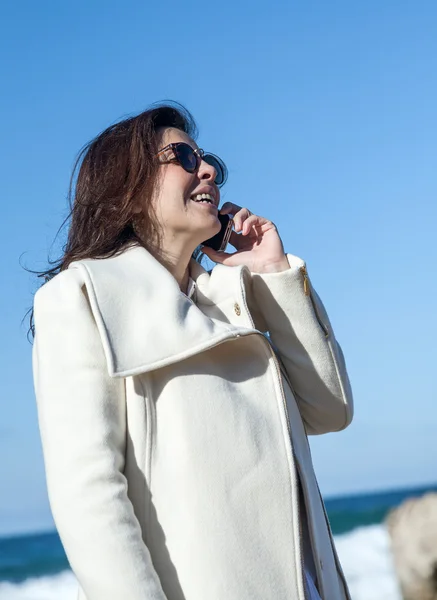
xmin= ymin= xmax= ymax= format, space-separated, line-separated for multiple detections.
xmin=1 ymin=0 xmax=436 ymax=536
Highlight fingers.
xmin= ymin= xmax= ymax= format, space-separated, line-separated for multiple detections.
xmin=220 ymin=202 xmax=252 ymax=233
xmin=219 ymin=202 xmax=242 ymax=216
xmin=241 ymin=214 xmax=264 ymax=235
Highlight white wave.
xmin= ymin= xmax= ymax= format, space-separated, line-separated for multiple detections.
xmin=0 ymin=524 xmax=402 ymax=600
xmin=0 ymin=571 xmax=77 ymax=600
xmin=335 ymin=523 xmax=402 ymax=600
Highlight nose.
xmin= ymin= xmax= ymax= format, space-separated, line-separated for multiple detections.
xmin=197 ymin=158 xmax=217 ymax=183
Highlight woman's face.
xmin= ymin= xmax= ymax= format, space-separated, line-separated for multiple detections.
xmin=147 ymin=126 xmax=222 ymax=252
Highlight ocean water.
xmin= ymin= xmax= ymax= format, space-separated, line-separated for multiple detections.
xmin=1 ymin=483 xmax=436 ymax=599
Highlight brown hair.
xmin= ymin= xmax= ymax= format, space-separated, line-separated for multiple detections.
xmin=26 ymin=101 xmax=199 ymax=339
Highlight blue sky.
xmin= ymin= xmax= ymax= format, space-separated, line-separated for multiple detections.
xmin=1 ymin=0 xmax=436 ymax=535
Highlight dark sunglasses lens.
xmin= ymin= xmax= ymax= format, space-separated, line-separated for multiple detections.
xmin=176 ymin=143 xmax=197 ymax=172
xmin=203 ymin=154 xmax=227 ymax=186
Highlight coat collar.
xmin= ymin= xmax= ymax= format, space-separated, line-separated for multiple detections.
xmin=68 ymin=245 xmax=255 ymax=378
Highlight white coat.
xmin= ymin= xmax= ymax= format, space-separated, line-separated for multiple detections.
xmin=32 ymin=244 xmax=354 ymax=600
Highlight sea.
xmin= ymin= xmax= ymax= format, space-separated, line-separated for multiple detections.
xmin=1 ymin=483 xmax=436 ymax=600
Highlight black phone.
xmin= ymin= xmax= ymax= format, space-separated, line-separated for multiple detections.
xmin=202 ymin=213 xmax=233 ymax=252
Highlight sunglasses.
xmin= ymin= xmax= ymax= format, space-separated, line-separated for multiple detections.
xmin=156 ymin=142 xmax=228 ymax=187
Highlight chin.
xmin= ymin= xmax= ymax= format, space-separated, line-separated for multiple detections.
xmin=195 ymin=220 xmax=221 ymax=246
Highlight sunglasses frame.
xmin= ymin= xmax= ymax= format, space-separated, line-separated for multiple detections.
xmin=156 ymin=142 xmax=227 ymax=187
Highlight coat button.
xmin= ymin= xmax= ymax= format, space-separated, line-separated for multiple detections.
xmin=234 ymin=302 xmax=241 ymax=316
xmin=320 ymin=559 xmax=324 ymax=570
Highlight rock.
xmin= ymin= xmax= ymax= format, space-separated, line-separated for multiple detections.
xmin=386 ymin=492 xmax=437 ymax=600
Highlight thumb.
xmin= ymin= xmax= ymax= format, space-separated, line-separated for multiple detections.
xmin=201 ymin=246 xmax=234 ymax=265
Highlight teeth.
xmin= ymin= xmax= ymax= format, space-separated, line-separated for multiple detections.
xmin=191 ymin=193 xmax=215 ymax=204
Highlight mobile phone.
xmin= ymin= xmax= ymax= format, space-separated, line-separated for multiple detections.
xmin=202 ymin=213 xmax=233 ymax=252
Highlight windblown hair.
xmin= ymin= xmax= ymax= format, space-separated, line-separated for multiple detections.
xmin=26 ymin=102 xmax=199 ymax=339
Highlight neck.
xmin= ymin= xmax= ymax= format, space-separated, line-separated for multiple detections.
xmin=148 ymin=237 xmax=196 ymax=294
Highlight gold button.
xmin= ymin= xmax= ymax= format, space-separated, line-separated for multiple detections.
xmin=234 ymin=302 xmax=241 ymax=316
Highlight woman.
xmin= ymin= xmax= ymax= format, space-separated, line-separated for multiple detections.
xmin=31 ymin=103 xmax=354 ymax=600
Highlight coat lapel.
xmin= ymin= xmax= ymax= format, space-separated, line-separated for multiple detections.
xmin=68 ymin=245 xmax=255 ymax=378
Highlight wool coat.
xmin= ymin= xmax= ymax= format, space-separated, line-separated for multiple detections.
xmin=32 ymin=244 xmax=354 ymax=600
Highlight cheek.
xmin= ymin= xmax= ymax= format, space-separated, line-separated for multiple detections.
xmin=166 ymin=164 xmax=196 ymax=197
xmin=153 ymin=171 xmax=188 ymax=210
xmin=152 ymin=166 xmax=199 ymax=223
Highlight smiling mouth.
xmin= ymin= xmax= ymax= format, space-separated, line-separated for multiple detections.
xmin=190 ymin=193 xmax=217 ymax=206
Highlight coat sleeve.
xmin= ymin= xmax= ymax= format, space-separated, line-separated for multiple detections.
xmin=247 ymin=254 xmax=354 ymax=435
xmin=32 ymin=269 xmax=168 ymax=600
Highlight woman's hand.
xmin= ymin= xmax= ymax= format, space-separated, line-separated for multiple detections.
xmin=201 ymin=202 xmax=290 ymax=274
